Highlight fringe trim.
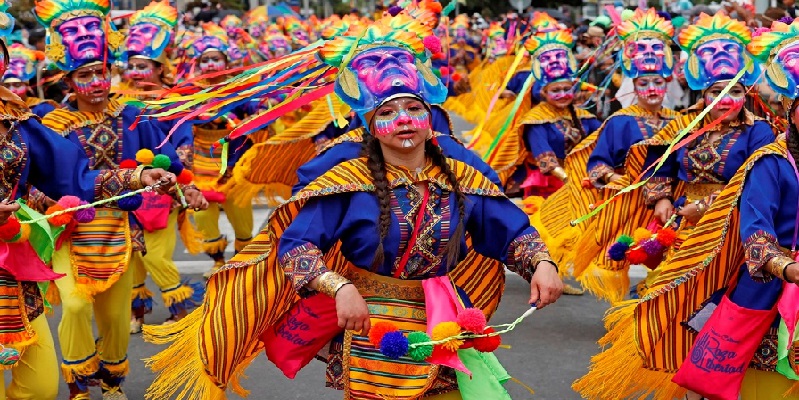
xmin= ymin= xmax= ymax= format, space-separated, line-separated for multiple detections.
xmin=178 ymin=211 xmax=204 ymax=255
xmin=61 ymin=353 xmax=101 ymax=383
xmin=143 ymin=310 xmax=227 ymax=400
xmin=102 ymin=359 xmax=130 ymax=377
xmin=74 ymin=273 xmax=125 ymax=302
xmin=786 ymin=381 xmax=799 ymax=397
xmin=572 ymin=301 xmax=687 ymax=400
xmin=576 ymin=261 xmax=631 ymax=305
xmin=161 ymin=285 xmax=194 ymax=308
xmin=44 ymin=281 xmax=61 ymax=310
xmin=203 ymin=237 xmax=228 ymax=255
xmin=234 ymin=238 xmax=252 ymax=253
xmin=131 ymin=285 xmax=155 ymax=302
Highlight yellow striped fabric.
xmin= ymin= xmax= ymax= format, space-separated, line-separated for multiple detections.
xmin=144 ymin=157 xmax=508 ymax=400
xmin=192 ymin=125 xmax=228 ymax=192
xmin=573 ymin=140 xmax=786 ymax=400
xmin=68 ymin=208 xmax=132 ymax=299
xmin=41 ymin=99 xmax=125 ymax=137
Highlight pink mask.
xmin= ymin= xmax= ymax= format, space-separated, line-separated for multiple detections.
xmin=635 ymin=78 xmax=667 ymax=105
xmin=538 ymin=48 xmax=569 ymax=82
xmin=127 ymin=23 xmax=159 ymax=53
xmin=696 ymin=39 xmax=741 ymax=79
xmin=57 ymin=16 xmax=106 ymax=62
xmin=124 ymin=64 xmax=154 ymax=81
xmin=0 ymin=50 xmax=5 ymax=77
xmin=778 ymin=42 xmax=799 ymax=85
xmin=373 ymin=107 xmax=430 ymax=137
xmin=351 ymin=48 xmax=421 ymax=100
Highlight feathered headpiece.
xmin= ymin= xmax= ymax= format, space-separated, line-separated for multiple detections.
xmin=220 ymin=14 xmax=242 ymax=29
xmin=0 ymin=0 xmax=13 ymax=42
xmin=404 ymin=0 xmax=442 ymax=30
xmin=284 ymin=16 xmax=309 ymax=47
xmin=450 ymin=14 xmax=469 ymax=40
xmin=3 ymin=44 xmax=45 ymax=82
xmin=529 ymin=11 xmax=563 ymax=35
xmin=247 ymin=6 xmax=268 ymax=36
xmin=616 ymin=8 xmax=675 ymax=79
xmin=188 ymin=23 xmax=229 ymax=58
xmin=34 ymin=0 xmax=123 ymax=72
xmin=485 ymin=22 xmax=507 ymax=58
xmin=125 ymin=0 xmax=177 ymax=64
xmin=677 ymin=12 xmax=760 ymax=90
xmin=146 ymin=13 xmax=446 ymax=144
xmin=748 ymin=18 xmax=799 ymax=101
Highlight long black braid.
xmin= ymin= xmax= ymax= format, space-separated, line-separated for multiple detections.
xmin=567 ymin=103 xmax=586 ymax=138
xmin=361 ymin=135 xmax=468 ymax=271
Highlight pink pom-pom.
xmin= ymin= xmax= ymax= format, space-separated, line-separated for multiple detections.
xmin=57 ymin=196 xmax=82 ymax=210
xmin=423 ymin=36 xmax=442 ymax=55
xmin=457 ymin=308 xmax=487 ymax=333
xmin=439 ymin=66 xmax=450 ymax=77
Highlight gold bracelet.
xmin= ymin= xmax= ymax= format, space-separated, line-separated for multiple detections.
xmin=552 ymin=167 xmax=568 ymax=182
xmin=765 ymin=256 xmax=795 ymax=282
xmin=316 ymin=272 xmax=352 ymax=298
xmin=131 ymin=165 xmax=146 ymax=190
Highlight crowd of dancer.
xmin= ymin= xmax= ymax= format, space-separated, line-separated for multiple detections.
xmin=1 ymin=0 xmax=799 ymax=398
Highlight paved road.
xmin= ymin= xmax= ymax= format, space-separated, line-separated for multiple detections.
xmin=44 ymin=114 xmax=642 ymax=399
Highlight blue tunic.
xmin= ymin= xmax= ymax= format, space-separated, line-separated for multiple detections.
xmin=524 ymin=117 xmax=602 ymax=161
xmin=506 ymin=71 xmax=531 ymax=95
xmin=30 ymin=101 xmax=56 ymax=119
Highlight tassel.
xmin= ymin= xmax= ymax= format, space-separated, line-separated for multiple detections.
xmin=61 ymin=353 xmax=101 ymax=383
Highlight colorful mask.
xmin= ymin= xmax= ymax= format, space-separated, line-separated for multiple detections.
xmin=320 ymin=14 xmax=447 ymax=129
xmin=34 ymin=0 xmax=123 ymax=72
xmin=124 ymin=0 xmax=176 ymax=65
xmin=749 ymin=18 xmax=799 ymax=102
xmin=634 ymin=76 xmax=667 ymax=105
xmin=373 ymin=104 xmax=431 ymax=137
xmin=525 ymin=27 xmax=576 ymax=87
xmin=220 ymin=15 xmax=242 ymax=39
xmin=4 ymin=81 xmax=26 ymax=97
xmin=189 ymin=23 xmax=229 ymax=60
xmin=247 ymin=6 xmax=268 ymax=38
xmin=485 ymin=23 xmax=507 ymax=58
xmin=617 ymin=8 xmax=675 ymax=79
xmin=3 ymin=44 xmax=44 ymax=83
xmin=0 ymin=0 xmax=14 ymax=71
xmin=265 ymin=30 xmax=292 ymax=58
xmin=678 ymin=13 xmax=760 ymax=91
xmin=284 ymin=17 xmax=309 ymax=48
xmin=198 ymin=52 xmax=226 ymax=74
xmin=450 ymin=15 xmax=470 ymax=42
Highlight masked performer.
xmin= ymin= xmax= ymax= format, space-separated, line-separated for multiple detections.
xmin=32 ymin=0 xmax=205 ymax=397
xmin=120 ymin=0 xmax=206 ymax=333
xmin=2 ymin=43 xmax=57 ymax=118
xmin=143 ymin=14 xmax=563 ymax=400
xmin=574 ymin=16 xmax=799 ymax=400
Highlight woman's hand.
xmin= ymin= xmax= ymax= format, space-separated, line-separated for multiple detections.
xmin=654 ymin=198 xmax=674 ymax=225
xmin=529 ymin=261 xmax=563 ymax=309
xmin=677 ymin=203 xmax=702 ymax=225
xmin=0 ymin=201 xmax=20 ymax=225
xmin=141 ymin=169 xmax=177 ymax=194
xmin=335 ymin=284 xmax=371 ymax=335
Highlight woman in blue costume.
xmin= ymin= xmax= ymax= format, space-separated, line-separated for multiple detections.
xmin=32 ymin=0 xmax=205 ymax=396
xmin=0 ymin=6 xmax=178 ymax=398
xmin=144 ymin=14 xmax=563 ymax=400
xmin=573 ymin=16 xmax=799 ymax=400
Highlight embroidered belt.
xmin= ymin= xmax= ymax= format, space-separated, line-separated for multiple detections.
xmin=684 ymin=183 xmax=726 ymax=202
xmin=345 ymin=268 xmax=425 ymax=301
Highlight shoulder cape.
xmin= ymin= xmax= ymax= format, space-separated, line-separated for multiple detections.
xmin=573 ymin=140 xmax=788 ymax=400
xmin=143 ymin=157 xmax=509 ymax=400
xmin=41 ymin=99 xmax=126 ymax=137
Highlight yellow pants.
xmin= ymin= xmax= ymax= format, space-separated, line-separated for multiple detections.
xmin=131 ymin=210 xmax=197 ymax=314
xmin=52 ymin=247 xmax=132 ymax=382
xmin=0 ymin=315 xmax=59 ymax=399
xmin=193 ymin=197 xmax=254 ymax=253
xmin=741 ymin=368 xmax=799 ymax=400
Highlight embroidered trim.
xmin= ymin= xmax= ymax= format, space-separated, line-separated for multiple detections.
xmin=506 ymin=232 xmax=553 ymax=282
xmin=43 ymin=100 xmax=125 ymax=137
xmin=642 ymin=177 xmax=673 ymax=206
xmin=536 ymin=151 xmax=559 ymax=174
xmin=94 ymin=169 xmax=142 ymax=201
xmin=588 ymin=163 xmax=615 ymax=188
xmin=278 ymin=242 xmax=329 ymax=292
xmin=744 ymin=230 xmax=786 ymax=279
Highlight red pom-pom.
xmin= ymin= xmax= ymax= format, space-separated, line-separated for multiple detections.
xmin=423 ymin=35 xmax=442 ymax=55
xmin=627 ymin=247 xmax=648 ymax=264
xmin=0 ymin=217 xmax=21 ymax=241
xmin=655 ymin=228 xmax=677 ymax=247
xmin=177 ymin=169 xmax=195 ymax=185
xmin=439 ymin=67 xmax=450 ymax=77
xmin=45 ymin=204 xmax=73 ymax=227
xmin=457 ymin=308 xmax=487 ymax=333
xmin=119 ymin=159 xmax=138 ymax=169
xmin=473 ymin=327 xmax=502 ymax=352
xmin=451 ymin=73 xmax=462 ymax=82
xmin=368 ymin=322 xmax=398 ymax=347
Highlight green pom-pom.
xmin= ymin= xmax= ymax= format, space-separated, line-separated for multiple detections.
xmin=407 ymin=331 xmax=434 ymax=362
xmin=433 ymin=69 xmax=441 ymax=78
xmin=152 ymin=154 xmax=172 ymax=170
xmin=616 ymin=234 xmax=634 ymax=245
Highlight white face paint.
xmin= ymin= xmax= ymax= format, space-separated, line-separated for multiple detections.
xmin=402 ymin=138 xmax=414 ymax=148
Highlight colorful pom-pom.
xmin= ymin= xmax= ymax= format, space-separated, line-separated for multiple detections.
xmin=433 ymin=69 xmax=442 ymax=78
xmin=616 ymin=234 xmax=634 ymax=246
xmin=0 ymin=218 xmax=21 ymax=241
xmin=387 ymin=5 xmax=402 ymax=16
xmin=641 ymin=239 xmax=664 ymax=256
xmin=432 ymin=321 xmax=464 ymax=352
xmin=406 ymin=331 xmax=434 ymax=361
xmin=0 ymin=346 xmax=20 ymax=366
xmin=369 ymin=322 xmax=399 ymax=347
xmin=57 ymin=196 xmax=82 ymax=209
xmin=607 ymin=242 xmax=629 ymax=261
xmin=457 ymin=308 xmax=487 ymax=333
xmin=621 ymin=9 xmax=635 ymax=21
xmin=151 ymin=154 xmax=172 ymax=170
xmin=473 ymin=327 xmax=502 ymax=353
xmin=119 ymin=159 xmax=138 ymax=169
xmin=627 ymin=247 xmax=648 ymax=264
xmin=632 ymin=228 xmax=652 ymax=244
xmin=135 ymin=149 xmax=155 ymax=165
xmin=379 ymin=331 xmax=409 ymax=359
xmin=117 ymin=192 xmax=143 ymax=212
xmin=451 ymin=73 xmax=462 ymax=82
xmin=45 ymin=204 xmax=73 ymax=227
xmin=423 ymin=35 xmax=442 ymax=55
xmin=656 ymin=228 xmax=677 ymax=247
xmin=177 ymin=169 xmax=194 ymax=185
xmin=74 ymin=202 xmax=96 ymax=224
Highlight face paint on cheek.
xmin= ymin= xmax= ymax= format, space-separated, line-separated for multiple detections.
xmin=8 ymin=85 xmax=26 ymax=97
xmin=73 ymin=74 xmax=111 ymax=102
xmin=125 ymin=66 xmax=154 ymax=81
xmin=373 ymin=109 xmax=431 ymax=137
xmin=199 ymin=59 xmax=225 ymax=73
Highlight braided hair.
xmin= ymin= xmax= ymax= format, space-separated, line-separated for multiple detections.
xmin=361 ymin=135 xmax=468 ymax=271
xmin=567 ymin=103 xmax=586 ymax=138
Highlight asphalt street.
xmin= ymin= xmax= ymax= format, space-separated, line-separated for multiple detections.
xmin=43 ymin=114 xmax=638 ymax=399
